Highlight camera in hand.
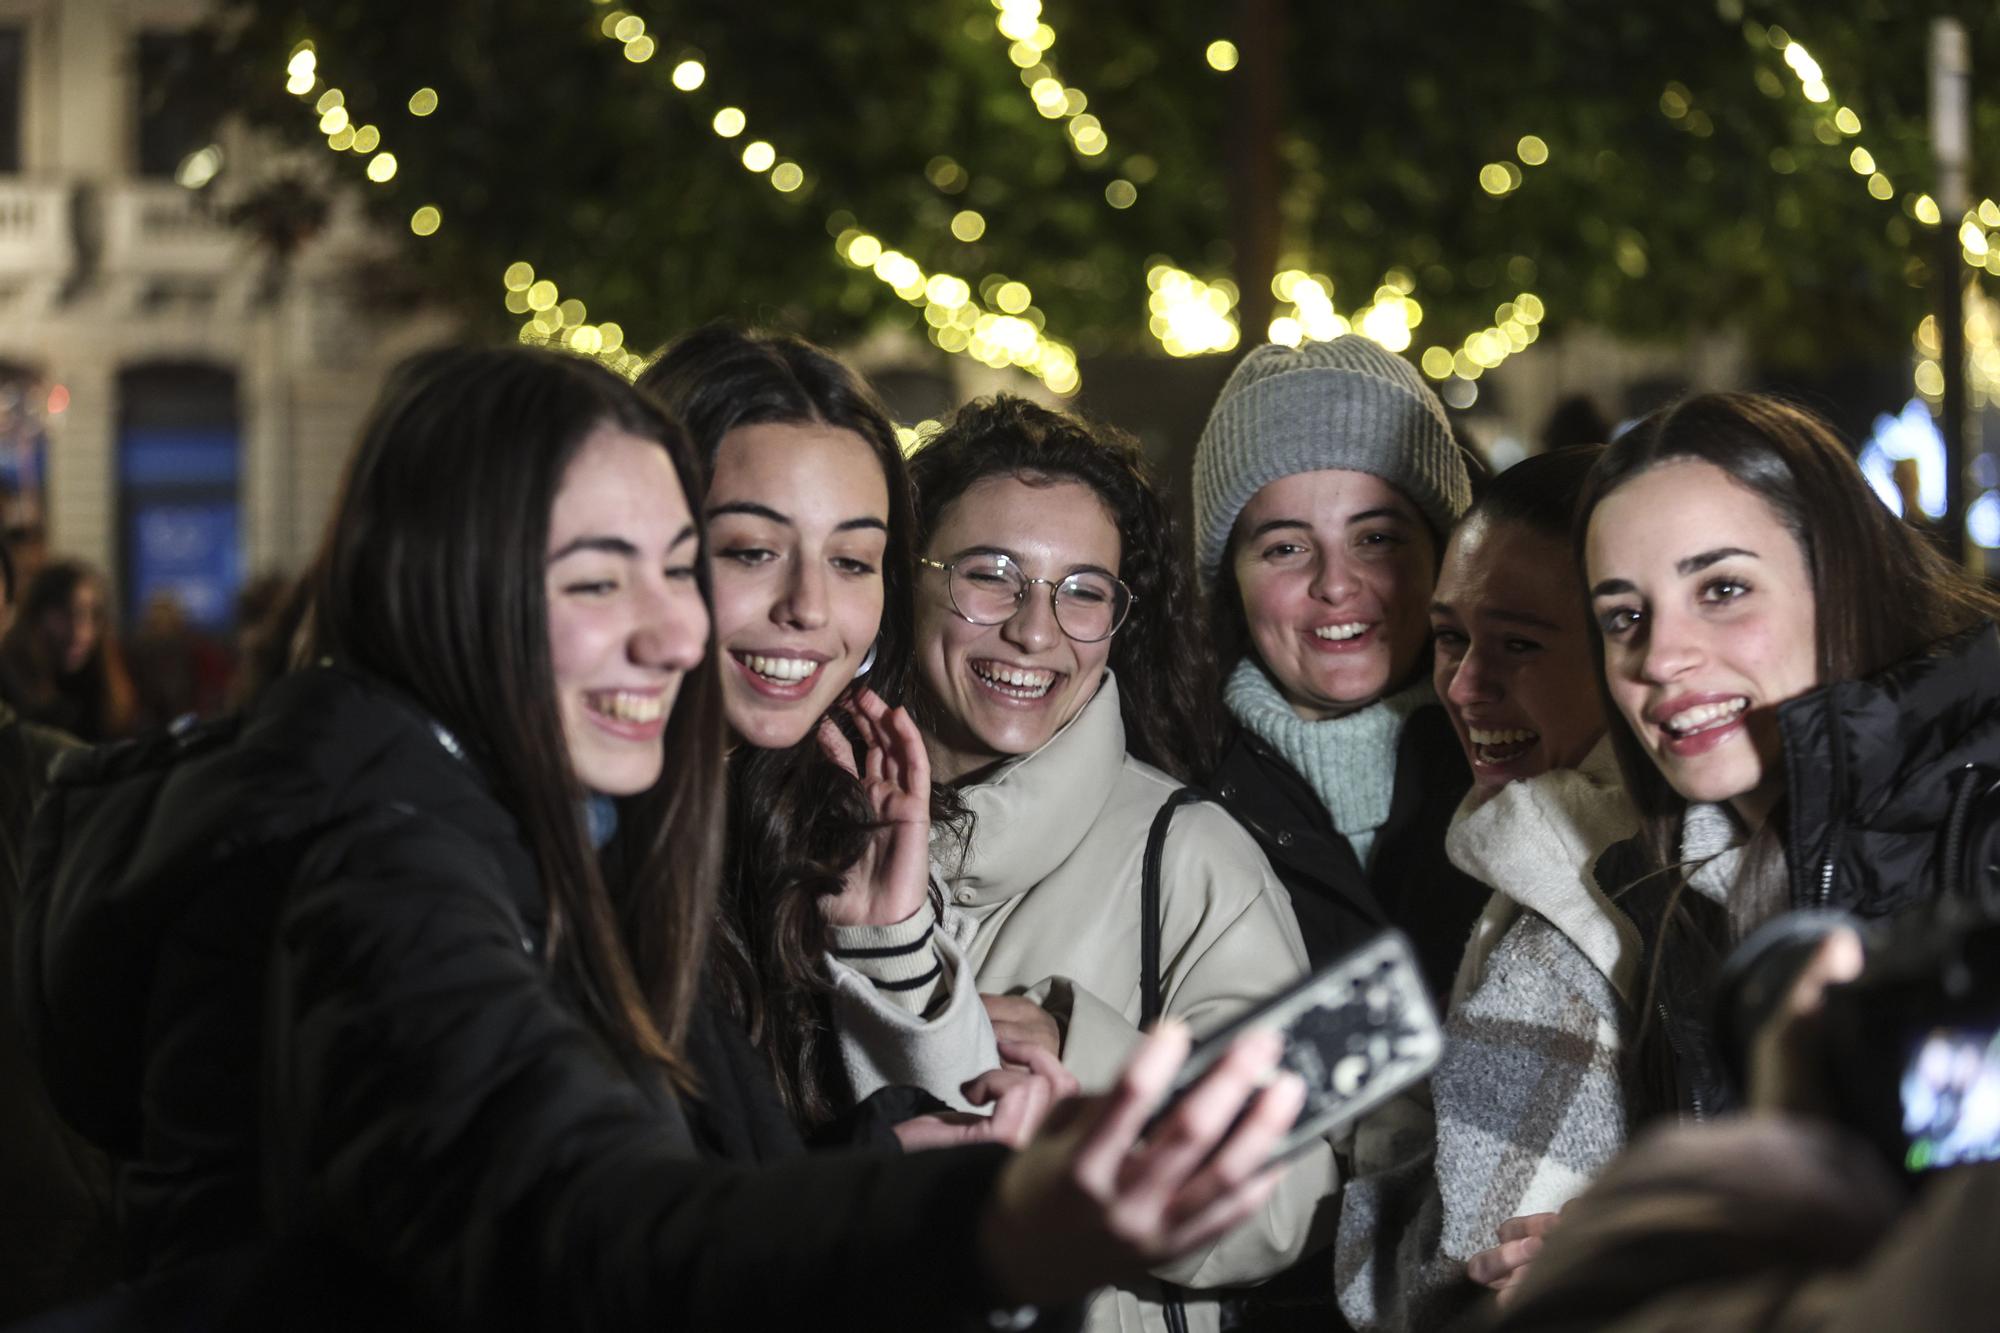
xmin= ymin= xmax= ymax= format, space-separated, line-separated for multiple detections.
xmin=1715 ymin=901 xmax=2000 ymax=1175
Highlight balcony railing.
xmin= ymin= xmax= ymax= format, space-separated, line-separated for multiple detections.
xmin=101 ymin=181 xmax=243 ymax=278
xmin=0 ymin=180 xmax=74 ymax=287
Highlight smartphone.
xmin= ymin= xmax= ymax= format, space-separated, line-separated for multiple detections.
xmin=1159 ymin=929 xmax=1443 ymax=1163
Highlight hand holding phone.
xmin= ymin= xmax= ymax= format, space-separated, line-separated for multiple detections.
xmin=1154 ymin=930 xmax=1443 ymax=1162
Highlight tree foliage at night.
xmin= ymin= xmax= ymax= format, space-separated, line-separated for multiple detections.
xmin=195 ymin=0 xmax=2000 ymax=370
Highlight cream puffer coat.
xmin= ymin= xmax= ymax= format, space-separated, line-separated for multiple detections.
xmin=933 ymin=675 xmax=1336 ymax=1333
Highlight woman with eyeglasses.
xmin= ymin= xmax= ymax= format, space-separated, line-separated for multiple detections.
xmin=907 ymin=395 xmax=1335 ymax=1333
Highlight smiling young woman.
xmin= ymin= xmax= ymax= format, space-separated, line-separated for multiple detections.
xmin=1191 ymin=334 xmax=1488 ymax=995
xmin=907 ymin=395 xmax=1334 ymax=1333
xmin=639 ymin=326 xmax=1008 ymax=1137
xmin=1336 ymin=446 xmax=1655 ymax=1331
xmin=1577 ymin=392 xmax=2000 ymax=1123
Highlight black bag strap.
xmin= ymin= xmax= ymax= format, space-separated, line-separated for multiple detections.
xmin=1142 ymin=785 xmax=1208 ymax=1333
xmin=1140 ymin=787 xmax=1209 ymax=1032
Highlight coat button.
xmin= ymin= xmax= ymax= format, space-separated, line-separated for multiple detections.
xmin=956 ymin=888 xmax=975 ymax=904
xmin=1275 ymin=830 xmax=1294 ymax=847
xmin=1218 ymin=783 xmax=1237 ymax=799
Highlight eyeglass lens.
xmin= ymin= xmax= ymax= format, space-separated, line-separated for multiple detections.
xmin=949 ymin=553 xmax=1127 ymax=641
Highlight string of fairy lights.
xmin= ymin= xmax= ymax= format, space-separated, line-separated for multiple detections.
xmin=282 ymin=42 xmax=644 ymax=378
xmin=584 ymin=0 xmax=1081 ymax=397
xmin=1732 ymin=18 xmax=2000 ymax=413
xmin=281 ymin=13 xmax=2000 ymax=439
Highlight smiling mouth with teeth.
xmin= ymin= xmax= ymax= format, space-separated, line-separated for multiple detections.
xmin=1662 ymin=698 xmax=1749 ymax=736
xmin=1467 ymin=725 xmax=1539 ymax=764
xmin=733 ymin=651 xmax=821 ymax=685
xmin=1313 ymin=622 xmax=1370 ymax=642
xmin=971 ymin=659 xmax=1057 ymax=700
xmin=586 ymin=690 xmax=666 ymax=725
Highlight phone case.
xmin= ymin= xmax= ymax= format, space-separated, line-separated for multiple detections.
xmin=1170 ymin=930 xmax=1444 ymax=1161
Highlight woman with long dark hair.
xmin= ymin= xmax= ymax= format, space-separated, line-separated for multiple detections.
xmin=639 ymin=326 xmax=1023 ymax=1134
xmin=0 ymin=560 xmax=136 ymax=742
xmin=1471 ymin=391 xmax=2000 ymax=1313
xmin=16 ymin=346 xmax=1307 ymax=1330
xmin=906 ymin=394 xmax=1334 ymax=1333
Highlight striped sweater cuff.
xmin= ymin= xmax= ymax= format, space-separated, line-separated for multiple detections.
xmin=828 ymin=909 xmax=945 ymax=1000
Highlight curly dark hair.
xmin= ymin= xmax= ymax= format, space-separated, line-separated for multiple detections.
xmin=907 ymin=394 xmax=1220 ymax=782
xmin=639 ymin=324 xmax=914 ymax=1127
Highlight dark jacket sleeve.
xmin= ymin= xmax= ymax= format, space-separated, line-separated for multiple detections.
xmin=264 ymin=807 xmax=1011 ymax=1333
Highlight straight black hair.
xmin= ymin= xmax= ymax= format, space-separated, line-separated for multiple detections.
xmin=308 ymin=345 xmax=725 ymax=1089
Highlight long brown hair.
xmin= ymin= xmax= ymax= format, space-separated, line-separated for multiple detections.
xmin=306 ymin=345 xmax=725 ymax=1090
xmin=0 ymin=560 xmax=138 ymax=742
xmin=640 ymin=324 xmax=914 ymax=1125
xmin=1579 ymin=392 xmax=2000 ymax=903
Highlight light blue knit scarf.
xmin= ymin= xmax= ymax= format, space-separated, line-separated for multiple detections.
xmin=1224 ymin=657 xmax=1434 ymax=868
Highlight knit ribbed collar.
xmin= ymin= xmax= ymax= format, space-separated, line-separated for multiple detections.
xmin=1223 ymin=656 xmax=1432 ymax=843
xmin=1681 ymin=802 xmax=1750 ymax=906
xmin=931 ymin=674 xmax=1125 ymax=906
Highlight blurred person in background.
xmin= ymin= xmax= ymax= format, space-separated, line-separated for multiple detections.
xmin=0 ymin=538 xmax=114 ymax=1324
xmin=0 ymin=559 xmax=137 ymax=742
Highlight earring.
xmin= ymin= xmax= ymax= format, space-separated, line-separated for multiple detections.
xmin=855 ymin=639 xmax=879 ymax=677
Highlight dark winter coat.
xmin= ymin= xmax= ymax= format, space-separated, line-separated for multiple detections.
xmin=1613 ymin=623 xmax=2000 ymax=1124
xmin=1210 ymin=704 xmax=1492 ymax=999
xmin=0 ymin=703 xmax=115 ymax=1324
xmin=14 ymin=664 xmax=1011 ymax=1332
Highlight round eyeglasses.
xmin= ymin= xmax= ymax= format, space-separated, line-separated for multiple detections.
xmin=920 ymin=552 xmax=1135 ymax=643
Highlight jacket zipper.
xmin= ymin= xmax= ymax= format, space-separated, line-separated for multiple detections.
xmin=1656 ymin=999 xmax=1705 ymax=1122
xmin=1817 ymin=690 xmax=1847 ymax=908
xmin=1941 ymin=764 xmax=1985 ymax=900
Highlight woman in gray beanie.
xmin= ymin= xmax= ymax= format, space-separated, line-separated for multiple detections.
xmin=1192 ymin=334 xmax=1490 ymax=997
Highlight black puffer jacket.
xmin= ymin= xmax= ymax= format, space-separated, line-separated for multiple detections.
xmin=1615 ymin=623 xmax=2000 ymax=1123
xmin=15 ymin=665 xmax=1009 ymax=1331
xmin=1209 ymin=703 xmax=1490 ymax=999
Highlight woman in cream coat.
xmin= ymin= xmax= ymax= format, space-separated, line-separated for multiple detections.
xmin=906 ymin=395 xmax=1337 ymax=1333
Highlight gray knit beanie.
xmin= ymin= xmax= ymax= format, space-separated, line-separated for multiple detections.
xmin=1191 ymin=335 xmax=1471 ymax=588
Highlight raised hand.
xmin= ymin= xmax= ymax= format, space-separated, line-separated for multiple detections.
xmin=817 ymin=688 xmax=934 ymax=928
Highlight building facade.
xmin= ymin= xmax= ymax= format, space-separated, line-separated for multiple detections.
xmin=2 ymin=0 xmax=449 ymax=627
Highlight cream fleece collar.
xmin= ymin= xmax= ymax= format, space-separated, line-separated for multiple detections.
xmin=1446 ymin=736 xmax=1643 ymax=1004
xmin=1223 ymin=657 xmax=1432 ymax=844
xmin=931 ymin=673 xmax=1125 ymax=906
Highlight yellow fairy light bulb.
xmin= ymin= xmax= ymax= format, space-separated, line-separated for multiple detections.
xmin=1206 ymin=40 xmax=1239 ymax=71
xmin=408 ymin=87 xmax=438 ymax=116
xmin=366 ymin=152 xmax=398 ymax=183
xmin=409 ymin=205 xmax=441 ymax=236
